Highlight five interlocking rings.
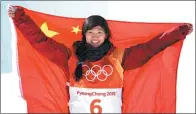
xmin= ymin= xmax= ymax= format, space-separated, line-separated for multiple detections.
xmin=82 ymin=65 xmax=113 ymax=81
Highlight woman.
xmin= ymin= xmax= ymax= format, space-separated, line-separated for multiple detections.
xmin=8 ymin=5 xmax=192 ymax=113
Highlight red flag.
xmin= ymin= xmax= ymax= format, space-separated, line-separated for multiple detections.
xmin=11 ymin=6 xmax=192 ymax=113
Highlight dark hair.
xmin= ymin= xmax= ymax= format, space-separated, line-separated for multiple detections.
xmin=73 ymin=15 xmax=111 ymax=82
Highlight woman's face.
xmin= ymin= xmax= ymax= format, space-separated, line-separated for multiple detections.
xmin=85 ymin=26 xmax=107 ymax=48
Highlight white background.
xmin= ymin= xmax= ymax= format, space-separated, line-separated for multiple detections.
xmin=1 ymin=1 xmax=195 ymax=113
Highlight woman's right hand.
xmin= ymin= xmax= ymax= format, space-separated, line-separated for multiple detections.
xmin=8 ymin=5 xmax=18 ymax=18
xmin=8 ymin=5 xmax=23 ymax=19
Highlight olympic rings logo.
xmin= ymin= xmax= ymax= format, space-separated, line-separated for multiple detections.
xmin=82 ymin=65 xmax=113 ymax=81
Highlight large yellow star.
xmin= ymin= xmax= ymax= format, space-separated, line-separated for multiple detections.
xmin=40 ymin=22 xmax=60 ymax=38
xmin=71 ymin=25 xmax=82 ymax=34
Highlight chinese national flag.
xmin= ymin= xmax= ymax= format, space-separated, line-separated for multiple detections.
xmin=11 ymin=6 xmax=191 ymax=113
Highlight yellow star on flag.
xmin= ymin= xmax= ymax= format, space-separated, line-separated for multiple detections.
xmin=71 ymin=25 xmax=82 ymax=34
xmin=40 ymin=22 xmax=60 ymax=38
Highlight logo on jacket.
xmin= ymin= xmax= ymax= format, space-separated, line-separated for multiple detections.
xmin=82 ymin=65 xmax=113 ymax=81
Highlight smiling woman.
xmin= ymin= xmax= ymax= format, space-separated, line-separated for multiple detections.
xmin=86 ymin=26 xmax=106 ymax=48
xmin=2 ymin=1 xmax=195 ymax=113
xmin=7 ymin=4 xmax=193 ymax=113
